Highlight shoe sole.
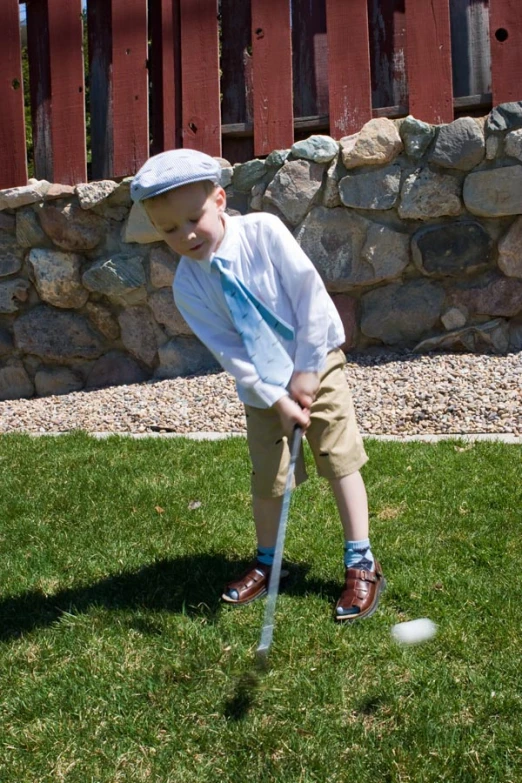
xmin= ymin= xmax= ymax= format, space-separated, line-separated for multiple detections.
xmin=221 ymin=568 xmax=290 ymax=606
xmin=334 ymin=576 xmax=386 ymax=623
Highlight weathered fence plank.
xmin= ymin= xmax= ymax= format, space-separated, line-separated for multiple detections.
xmin=0 ymin=0 xmax=27 ymax=188
xmin=26 ymin=0 xmax=86 ymax=185
xmin=326 ymin=0 xmax=372 ymax=137
xmin=450 ymin=0 xmax=491 ymax=98
xmin=251 ymin=0 xmax=294 ymax=156
xmin=489 ymin=0 xmax=522 ymax=105
xmin=367 ymin=0 xmax=408 ymax=112
xmin=149 ymin=0 xmax=181 ymax=155
xmin=179 ymin=0 xmax=221 ymax=156
xmin=88 ymin=0 xmax=149 ymax=180
xmin=292 ymin=0 xmax=328 ymax=119
xmin=404 ymin=0 xmax=454 ymax=124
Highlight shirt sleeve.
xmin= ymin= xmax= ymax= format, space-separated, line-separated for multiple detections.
xmin=260 ymin=214 xmax=333 ymax=373
xmin=173 ymin=267 xmax=289 ymax=408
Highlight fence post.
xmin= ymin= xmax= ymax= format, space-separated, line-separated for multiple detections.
xmin=251 ymin=0 xmax=294 ymax=156
xmin=326 ymin=0 xmax=373 ymax=138
xmin=0 ymin=0 xmax=27 ymax=189
xmin=404 ymin=0 xmax=454 ymax=124
xmin=88 ymin=0 xmax=149 ymax=180
xmin=149 ymin=0 xmax=181 ymax=155
xmin=26 ymin=0 xmax=86 ymax=185
xmin=489 ymin=0 xmax=522 ymax=105
xmin=179 ymin=0 xmax=221 ymax=157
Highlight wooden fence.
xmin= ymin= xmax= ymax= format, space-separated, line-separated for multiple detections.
xmin=1 ymin=0 xmax=521 ymax=189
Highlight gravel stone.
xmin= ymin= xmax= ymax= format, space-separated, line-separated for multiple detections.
xmin=0 ymin=353 xmax=520 ymax=437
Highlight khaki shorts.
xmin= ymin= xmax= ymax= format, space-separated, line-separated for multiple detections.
xmin=245 ymin=348 xmax=368 ymax=498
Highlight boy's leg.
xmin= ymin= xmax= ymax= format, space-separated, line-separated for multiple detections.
xmin=306 ymin=349 xmax=385 ymax=620
xmin=221 ymin=406 xmax=306 ymax=605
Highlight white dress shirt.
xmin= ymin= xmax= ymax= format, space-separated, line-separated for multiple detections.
xmin=173 ymin=211 xmax=345 ymax=408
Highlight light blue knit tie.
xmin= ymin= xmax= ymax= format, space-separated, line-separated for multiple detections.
xmin=211 ymin=255 xmax=295 ymax=387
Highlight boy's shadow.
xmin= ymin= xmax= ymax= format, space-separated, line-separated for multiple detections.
xmin=0 ymin=555 xmax=340 ymax=642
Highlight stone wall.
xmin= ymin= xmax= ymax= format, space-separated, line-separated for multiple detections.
xmin=1 ymin=102 xmax=522 ymax=401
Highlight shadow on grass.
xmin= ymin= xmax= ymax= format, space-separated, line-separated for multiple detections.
xmin=0 ymin=555 xmax=341 ymax=642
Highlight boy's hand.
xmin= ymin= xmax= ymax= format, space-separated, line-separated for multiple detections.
xmin=289 ymin=371 xmax=320 ymax=410
xmin=273 ymin=395 xmax=310 ymax=438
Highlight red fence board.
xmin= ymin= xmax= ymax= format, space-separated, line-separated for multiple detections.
xmin=489 ymin=0 xmax=522 ymax=105
xmin=0 ymin=0 xmax=27 ymax=188
xmin=27 ymin=0 xmax=86 ymax=185
xmin=251 ymin=0 xmax=294 ymax=156
xmin=179 ymin=0 xmax=221 ymax=157
xmin=404 ymin=0 xmax=454 ymax=124
xmin=326 ymin=0 xmax=372 ymax=137
xmin=88 ymin=0 xmax=149 ymax=180
xmin=149 ymin=0 xmax=181 ymax=155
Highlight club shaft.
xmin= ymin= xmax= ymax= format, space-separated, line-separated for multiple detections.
xmin=257 ymin=426 xmax=303 ymax=659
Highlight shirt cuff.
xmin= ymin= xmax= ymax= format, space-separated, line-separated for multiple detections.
xmin=293 ymin=344 xmax=327 ymax=374
xmin=251 ymin=379 xmax=290 ymax=408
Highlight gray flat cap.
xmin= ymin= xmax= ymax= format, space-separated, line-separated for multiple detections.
xmin=131 ymin=149 xmax=221 ymax=202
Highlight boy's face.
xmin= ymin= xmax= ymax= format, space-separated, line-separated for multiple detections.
xmin=144 ymin=182 xmax=226 ymax=261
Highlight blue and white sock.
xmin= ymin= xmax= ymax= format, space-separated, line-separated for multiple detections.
xmin=344 ymin=538 xmax=375 ymax=572
xmin=257 ymin=545 xmax=275 ymax=568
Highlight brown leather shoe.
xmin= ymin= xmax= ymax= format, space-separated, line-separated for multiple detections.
xmin=335 ymin=561 xmax=385 ymax=621
xmin=221 ymin=561 xmax=289 ymax=606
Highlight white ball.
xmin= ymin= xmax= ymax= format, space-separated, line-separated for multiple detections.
xmin=391 ymin=618 xmax=437 ymax=645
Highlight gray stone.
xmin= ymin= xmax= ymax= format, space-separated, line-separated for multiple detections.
xmin=498 ymin=216 xmax=522 ymax=278
xmin=339 ymin=164 xmax=401 ymax=210
xmin=509 ymin=318 xmax=522 ymax=351
xmin=82 ymin=255 xmax=147 ymax=304
xmin=155 ymin=337 xmax=218 ymax=379
xmin=84 ymin=302 xmax=120 ymax=341
xmin=265 ymin=149 xmax=291 ymax=168
xmin=0 ymin=213 xmax=16 ymax=233
xmin=414 ymin=319 xmax=510 ymax=355
xmin=463 ymin=166 xmax=522 ymax=217
xmin=429 ymin=118 xmax=485 ymax=171
xmin=360 ymin=224 xmax=410 ymax=284
xmin=16 ymin=207 xmax=50 ymax=248
xmin=291 ymin=135 xmax=339 ymax=163
xmin=27 ymin=248 xmax=88 ymax=309
xmin=13 ymin=307 xmax=105 ymax=363
xmin=399 ymin=116 xmax=436 ymax=159
xmin=118 ymin=306 xmax=158 ymax=367
xmin=34 ymin=367 xmax=84 ymax=397
xmin=220 ymin=167 xmax=233 ymax=189
xmin=149 ymin=289 xmax=192 ymax=336
xmin=448 ymin=272 xmax=522 ymax=317
xmin=0 ymin=327 xmax=13 ymax=356
xmin=264 ymin=159 xmax=324 ymax=226
xmin=85 ymin=351 xmax=149 ymax=389
xmin=399 ymin=168 xmax=462 ymax=220
xmin=411 ymin=221 xmax=493 ymax=278
xmin=0 ymin=360 xmax=34 ymax=401
xmin=149 ymin=246 xmax=179 ymax=288
xmin=504 ymin=130 xmax=522 ymax=162
xmin=232 ymin=159 xmax=267 ymax=192
xmin=486 ymin=135 xmax=502 ymax=160
xmin=486 ymin=102 xmax=522 ymax=133
xmin=361 ymin=280 xmax=445 ymax=344
xmin=0 ymin=234 xmax=23 ymax=277
xmin=76 ymin=180 xmax=119 ymax=210
xmin=323 ymin=155 xmax=344 ymax=208
xmin=123 ymin=202 xmax=162 ymax=244
xmin=250 ymin=182 xmax=267 ymax=211
xmin=341 ymin=119 xmax=403 ymax=169
xmin=294 ymin=206 xmax=369 ymax=290
xmin=38 ymin=202 xmax=106 ymax=251
xmin=441 ymin=307 xmax=468 ymax=330
xmin=0 ymin=279 xmax=30 ymax=313
xmin=0 ymin=181 xmax=50 ymax=211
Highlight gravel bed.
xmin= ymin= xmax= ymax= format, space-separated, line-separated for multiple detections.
xmin=0 ymin=352 xmax=520 ymax=436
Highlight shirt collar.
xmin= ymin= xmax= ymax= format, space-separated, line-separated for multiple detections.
xmin=210 ymin=212 xmax=241 ymax=270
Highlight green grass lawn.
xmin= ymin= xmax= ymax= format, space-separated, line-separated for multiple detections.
xmin=0 ymin=433 xmax=521 ymax=783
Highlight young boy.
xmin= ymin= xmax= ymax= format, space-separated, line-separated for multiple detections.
xmin=131 ymin=148 xmax=385 ymax=621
